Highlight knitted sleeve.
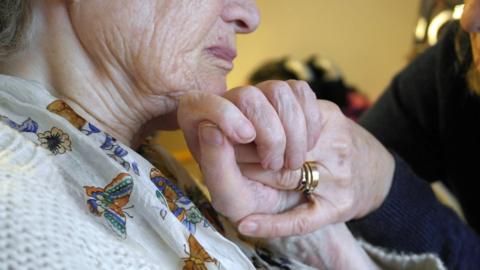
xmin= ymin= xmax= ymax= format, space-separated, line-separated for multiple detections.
xmin=265 ymin=222 xmax=445 ymax=270
xmin=358 ymin=45 xmax=445 ymax=182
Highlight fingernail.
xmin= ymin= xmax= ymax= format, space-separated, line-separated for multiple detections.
xmin=200 ymin=124 xmax=224 ymax=146
xmin=237 ymin=122 xmax=255 ymax=142
xmin=239 ymin=221 xmax=258 ymax=235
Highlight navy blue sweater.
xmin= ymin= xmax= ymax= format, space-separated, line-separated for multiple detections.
xmin=349 ymin=22 xmax=480 ymax=269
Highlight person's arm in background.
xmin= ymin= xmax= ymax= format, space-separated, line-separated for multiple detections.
xmin=348 ymin=153 xmax=480 ymax=269
xmin=350 ymin=22 xmax=480 ymax=269
xmin=358 ymin=42 xmax=444 ymax=182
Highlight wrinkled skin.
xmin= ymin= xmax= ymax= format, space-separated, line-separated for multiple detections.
xmin=6 ymin=1 xmax=384 ymax=268
xmin=178 ymin=81 xmax=394 ymax=239
xmin=68 ymin=0 xmax=259 ymax=97
xmin=15 ymin=0 xmax=259 ymax=144
xmin=179 ymin=0 xmax=480 ymax=243
xmin=178 ymin=80 xmax=391 ymax=269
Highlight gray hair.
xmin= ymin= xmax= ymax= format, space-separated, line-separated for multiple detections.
xmin=0 ymin=0 xmax=31 ymax=59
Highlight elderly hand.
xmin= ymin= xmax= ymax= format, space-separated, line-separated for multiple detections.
xmin=179 ymin=80 xmax=323 ymax=171
xmin=178 ymin=80 xmax=320 ymax=220
xmin=235 ymin=105 xmax=396 ymax=238
xmin=177 ymin=80 xmax=395 ymax=237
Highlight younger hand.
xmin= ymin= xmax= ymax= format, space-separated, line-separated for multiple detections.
xmin=194 ymin=100 xmax=395 ymax=237
xmin=235 ymin=106 xmax=396 ymax=237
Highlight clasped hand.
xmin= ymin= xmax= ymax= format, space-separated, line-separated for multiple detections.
xmin=178 ymin=80 xmax=394 ymax=238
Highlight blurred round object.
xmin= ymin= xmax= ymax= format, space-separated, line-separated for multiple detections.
xmin=411 ymin=0 xmax=464 ymax=58
xmin=248 ymin=56 xmax=347 ymax=104
xmin=248 ymin=56 xmax=370 ymax=121
xmin=308 ymin=55 xmax=342 ymax=81
xmin=306 ymin=55 xmax=348 ymax=108
xmin=248 ymin=58 xmax=312 ymax=84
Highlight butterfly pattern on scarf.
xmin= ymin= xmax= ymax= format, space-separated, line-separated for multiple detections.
xmin=47 ymin=100 xmax=87 ymax=130
xmin=185 ymin=186 xmax=226 ymax=235
xmin=84 ymin=173 xmax=134 ymax=239
xmin=1 ymin=115 xmax=72 ymax=155
xmin=47 ymin=100 xmax=140 ymax=176
xmin=150 ymin=168 xmax=203 ymax=234
xmin=182 ymin=234 xmax=217 ymax=270
xmin=0 ymin=115 xmax=38 ymax=133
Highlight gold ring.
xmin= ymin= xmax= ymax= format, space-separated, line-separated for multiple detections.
xmin=295 ymin=161 xmax=320 ymax=195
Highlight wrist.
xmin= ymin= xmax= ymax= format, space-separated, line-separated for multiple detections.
xmin=352 ymin=122 xmax=395 ymax=218
xmin=370 ymin=146 xmax=395 ymax=214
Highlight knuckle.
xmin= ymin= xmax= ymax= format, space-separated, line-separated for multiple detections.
xmin=289 ymin=80 xmax=316 ymax=100
xmin=237 ymin=85 xmax=261 ymax=96
xmin=234 ymin=88 xmax=265 ymax=113
xmin=320 ymin=99 xmax=341 ymax=112
xmin=258 ymin=79 xmax=289 ymax=89
xmin=269 ymin=220 xmax=283 ymax=237
xmin=292 ymin=216 xmax=311 ymax=235
xmin=267 ymin=132 xmax=286 ymax=148
xmin=258 ymin=145 xmax=284 ymax=167
xmin=262 ymin=81 xmax=292 ymax=99
xmin=297 ymin=80 xmax=313 ymax=92
xmin=226 ymin=85 xmax=256 ymax=100
xmin=267 ymin=80 xmax=290 ymax=90
xmin=256 ymin=128 xmax=286 ymax=149
xmin=278 ymin=169 xmax=298 ymax=188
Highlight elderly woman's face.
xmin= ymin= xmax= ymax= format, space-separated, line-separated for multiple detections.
xmin=69 ymin=0 xmax=259 ymax=96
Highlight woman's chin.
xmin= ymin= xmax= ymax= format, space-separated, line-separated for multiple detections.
xmin=199 ymin=76 xmax=229 ymax=95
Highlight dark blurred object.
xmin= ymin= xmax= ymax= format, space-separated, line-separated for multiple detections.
xmin=248 ymin=56 xmax=370 ymax=121
xmin=410 ymin=0 xmax=464 ymax=59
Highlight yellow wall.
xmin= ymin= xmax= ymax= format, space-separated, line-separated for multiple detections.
xmin=228 ymin=0 xmax=419 ymax=101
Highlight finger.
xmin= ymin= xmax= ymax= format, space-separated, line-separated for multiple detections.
xmin=178 ymin=92 xmax=256 ymax=161
xmin=199 ymin=122 xmax=294 ymax=220
xmin=234 ymin=143 xmax=261 ymax=163
xmin=238 ymin=198 xmax=337 ymax=238
xmin=286 ymin=80 xmax=324 ymax=150
xmin=238 ymin=163 xmax=302 ymax=190
xmin=256 ymin=80 xmax=307 ymax=170
xmin=224 ymin=86 xmax=286 ymax=170
xmin=239 ymin=160 xmax=333 ymax=194
xmin=198 ymin=121 xmax=254 ymax=222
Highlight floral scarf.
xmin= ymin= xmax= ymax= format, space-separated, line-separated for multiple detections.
xmin=0 ymin=75 xmax=313 ymax=270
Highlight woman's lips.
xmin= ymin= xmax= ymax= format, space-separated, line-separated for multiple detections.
xmin=206 ymin=46 xmax=237 ymax=70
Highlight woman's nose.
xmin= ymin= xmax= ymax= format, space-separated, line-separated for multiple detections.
xmin=461 ymin=0 xmax=480 ymax=32
xmin=222 ymin=0 xmax=260 ymax=34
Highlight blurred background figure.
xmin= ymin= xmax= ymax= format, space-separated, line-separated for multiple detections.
xmin=248 ymin=56 xmax=370 ymax=121
xmin=410 ymin=0 xmax=464 ymax=58
xmin=408 ymin=0 xmax=467 ymax=217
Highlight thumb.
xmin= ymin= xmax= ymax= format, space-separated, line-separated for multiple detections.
xmin=198 ymin=121 xmax=251 ymax=222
